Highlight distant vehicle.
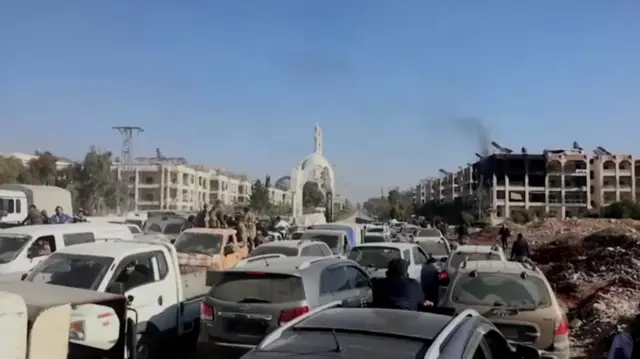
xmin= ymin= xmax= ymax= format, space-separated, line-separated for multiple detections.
xmin=0 ymin=185 xmax=73 ymax=224
xmin=241 ymin=302 xmax=543 ymax=359
xmin=347 ymin=242 xmax=430 ymax=280
xmin=300 ymin=229 xmax=350 ymax=256
xmin=439 ymin=260 xmax=569 ymax=359
xmin=440 ymin=244 xmax=507 ymax=286
xmin=362 ymin=233 xmax=388 ymax=244
xmin=365 ymin=224 xmax=391 ymax=237
xmin=144 ymin=217 xmax=185 ymax=243
xmin=414 ymin=237 xmax=451 ymax=265
xmin=290 ymin=231 xmax=304 ymax=240
xmin=245 ymin=240 xmax=332 ymax=259
xmin=198 ymin=256 xmax=373 ymax=353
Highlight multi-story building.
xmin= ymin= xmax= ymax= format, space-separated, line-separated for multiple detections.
xmin=416 ymin=144 xmax=638 ymax=220
xmin=112 ymin=162 xmax=292 ymax=211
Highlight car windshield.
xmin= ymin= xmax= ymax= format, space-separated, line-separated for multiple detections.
xmin=0 ymin=234 xmax=31 ymax=263
xmin=210 ymin=272 xmax=305 ymax=303
xmin=367 ymin=227 xmax=384 ymax=233
xmin=163 ymin=223 xmax=183 ymax=234
xmin=174 ymin=232 xmax=223 ymax=255
xmin=449 ymin=252 xmax=502 ymax=268
xmin=249 ymin=245 xmax=298 ymax=257
xmin=417 ymin=240 xmax=449 ymax=256
xmin=302 ymin=234 xmax=341 ymax=254
xmin=26 ymin=253 xmax=114 ymax=290
xmin=347 ymin=247 xmax=401 ymax=269
xmin=363 ymin=235 xmax=386 ymax=243
xmin=451 ymin=273 xmax=551 ymax=309
xmin=418 ymin=229 xmax=441 ymax=237
xmin=126 ymin=219 xmax=144 ymax=228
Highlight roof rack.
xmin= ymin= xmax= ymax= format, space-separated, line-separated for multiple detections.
xmin=518 ymin=259 xmax=537 ymax=271
xmin=297 ymin=256 xmax=337 ymax=270
xmin=424 ymin=309 xmax=480 ymax=359
xmin=236 ymin=253 xmax=287 ymax=267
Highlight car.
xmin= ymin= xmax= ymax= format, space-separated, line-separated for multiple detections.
xmin=240 ymin=301 xmax=543 ymax=359
xmin=439 ymin=260 xmax=569 ymax=359
xmin=198 ymin=256 xmax=373 ymax=353
xmin=414 ymin=228 xmax=446 ymax=241
xmin=347 ymin=242 xmax=431 ymax=280
xmin=300 ymin=229 xmax=350 ymax=256
xmin=440 ymin=245 xmax=507 ymax=285
xmin=365 ymin=224 xmax=391 ymax=237
xmin=362 ymin=233 xmax=388 ymax=244
xmin=414 ymin=236 xmax=451 ymax=266
xmin=242 ymin=240 xmax=333 ymax=259
xmin=144 ymin=217 xmax=185 ymax=243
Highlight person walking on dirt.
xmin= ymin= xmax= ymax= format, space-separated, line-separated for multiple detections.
xmin=510 ymin=233 xmax=531 ymax=262
xmin=456 ymin=222 xmax=469 ymax=245
xmin=498 ymin=223 xmax=511 ymax=250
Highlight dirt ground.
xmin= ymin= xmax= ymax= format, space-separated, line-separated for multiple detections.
xmin=471 ymin=218 xmax=640 ymax=359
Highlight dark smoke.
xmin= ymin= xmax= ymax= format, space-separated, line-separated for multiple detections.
xmin=453 ymin=117 xmax=492 ymax=157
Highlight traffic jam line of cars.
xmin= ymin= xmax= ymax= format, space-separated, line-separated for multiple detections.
xmin=0 ymin=221 xmax=568 ymax=359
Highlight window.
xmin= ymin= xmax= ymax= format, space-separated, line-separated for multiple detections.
xmin=7 ymin=199 xmax=14 ymax=213
xmin=363 ymin=235 xmax=386 ymax=243
xmin=15 ymin=199 xmax=21 ymax=214
xmin=482 ymin=329 xmax=511 ymax=358
xmin=147 ymin=223 xmax=162 ymax=233
xmin=163 ymin=223 xmax=183 ymax=235
xmin=63 ymin=232 xmax=96 ymax=246
xmin=209 ymin=272 xmax=305 ymax=303
xmin=320 ymin=266 xmax=351 ymax=294
xmin=251 ymin=245 xmax=299 ymax=257
xmin=174 ymin=232 xmax=223 ymax=255
xmin=402 ymin=249 xmax=411 ymax=263
xmin=112 ymin=253 xmax=156 ymax=291
xmin=154 ymin=251 xmax=169 ymax=280
xmin=27 ymin=235 xmax=57 ymax=259
xmin=345 ymin=266 xmax=370 ymax=288
xmin=347 ymin=247 xmax=401 ymax=269
xmin=417 ymin=240 xmax=449 ymax=256
xmin=417 ymin=229 xmax=442 ymax=237
xmin=451 ymin=273 xmax=551 ymax=308
xmin=412 ymin=247 xmax=429 ymax=265
xmin=26 ymin=253 xmax=114 ymax=290
xmin=472 ymin=343 xmax=489 ymax=359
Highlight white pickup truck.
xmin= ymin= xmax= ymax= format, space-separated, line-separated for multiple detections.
xmin=23 ymin=239 xmax=211 ymax=359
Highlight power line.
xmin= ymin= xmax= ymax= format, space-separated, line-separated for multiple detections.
xmin=112 ymin=126 xmax=144 ymax=212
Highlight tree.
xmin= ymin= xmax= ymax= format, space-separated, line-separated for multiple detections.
xmin=71 ymin=147 xmax=119 ymax=214
xmin=26 ymin=151 xmax=59 ymax=185
xmin=601 ymin=200 xmax=640 ymax=219
xmin=0 ymin=156 xmax=28 ymax=184
xmin=302 ymin=181 xmax=325 ymax=209
xmin=249 ymin=176 xmax=271 ymax=214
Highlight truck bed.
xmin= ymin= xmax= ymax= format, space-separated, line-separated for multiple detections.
xmin=180 ymin=271 xmax=211 ymax=301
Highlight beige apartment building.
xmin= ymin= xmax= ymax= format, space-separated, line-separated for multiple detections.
xmin=113 ymin=164 xmax=292 ymax=211
xmin=416 ymin=146 xmax=639 ymax=220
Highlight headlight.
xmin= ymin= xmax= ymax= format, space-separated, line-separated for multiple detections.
xmin=70 ymin=320 xmax=85 ymax=340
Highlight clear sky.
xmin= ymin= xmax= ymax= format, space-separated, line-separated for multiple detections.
xmin=2 ymin=1 xmax=640 ymax=201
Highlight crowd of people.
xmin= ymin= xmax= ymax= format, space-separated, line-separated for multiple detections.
xmin=21 ymin=205 xmax=85 ymax=225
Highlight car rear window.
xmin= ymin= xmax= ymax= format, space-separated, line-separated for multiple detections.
xmin=210 ymin=272 xmax=305 ymax=303
xmin=291 ymin=232 xmax=303 ymax=240
xmin=418 ymin=229 xmax=441 ymax=237
xmin=249 ymin=245 xmax=298 ymax=257
xmin=451 ymin=273 xmax=551 ymax=309
xmin=363 ymin=235 xmax=386 ymax=243
xmin=347 ymin=247 xmax=401 ymax=269
xmin=449 ymin=252 xmax=502 ymax=268
xmin=417 ymin=240 xmax=449 ymax=256
xmin=302 ymin=234 xmax=340 ymax=253
xmin=163 ymin=223 xmax=183 ymax=234
xmin=367 ymin=227 xmax=384 ymax=233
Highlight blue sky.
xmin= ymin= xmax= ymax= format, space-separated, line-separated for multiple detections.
xmin=2 ymin=1 xmax=640 ymax=201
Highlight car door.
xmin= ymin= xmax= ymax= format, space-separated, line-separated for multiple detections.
xmin=107 ymin=252 xmax=168 ymax=331
xmin=344 ymin=265 xmax=373 ymax=303
xmin=409 ymin=246 xmax=429 ymax=279
xmin=319 ymin=265 xmax=358 ymax=303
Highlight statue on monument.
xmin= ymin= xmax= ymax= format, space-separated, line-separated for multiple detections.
xmin=314 ymin=122 xmax=323 ymax=154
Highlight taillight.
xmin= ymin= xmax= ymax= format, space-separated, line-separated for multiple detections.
xmin=439 ymin=271 xmax=449 ymax=279
xmin=555 ymin=315 xmax=569 ymax=335
xmin=201 ymin=302 xmax=215 ymax=321
xmin=278 ymin=306 xmax=309 ymax=325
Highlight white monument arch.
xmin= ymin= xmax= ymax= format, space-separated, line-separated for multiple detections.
xmin=291 ymin=123 xmax=335 ymax=218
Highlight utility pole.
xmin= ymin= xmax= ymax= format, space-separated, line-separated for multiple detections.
xmin=112 ymin=126 xmax=144 ymax=213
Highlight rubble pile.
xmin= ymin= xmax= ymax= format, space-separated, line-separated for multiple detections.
xmin=530 ymin=228 xmax=640 ymax=359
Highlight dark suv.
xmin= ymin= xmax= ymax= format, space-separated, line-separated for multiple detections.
xmin=198 ymin=256 xmax=373 ymax=353
xmin=240 ymin=302 xmax=543 ymax=359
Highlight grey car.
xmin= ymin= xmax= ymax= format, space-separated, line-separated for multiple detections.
xmin=198 ymin=256 xmax=373 ymax=352
xmin=240 ymin=302 xmax=543 ymax=359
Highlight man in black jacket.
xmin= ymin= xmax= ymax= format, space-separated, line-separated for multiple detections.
xmin=372 ymin=259 xmax=426 ymax=311
xmin=510 ymin=233 xmax=531 ymax=262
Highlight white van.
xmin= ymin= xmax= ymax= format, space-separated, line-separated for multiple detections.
xmin=0 ymin=223 xmax=134 ymax=278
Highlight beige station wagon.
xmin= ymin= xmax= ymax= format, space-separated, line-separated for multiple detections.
xmin=439 ymin=260 xmax=569 ymax=359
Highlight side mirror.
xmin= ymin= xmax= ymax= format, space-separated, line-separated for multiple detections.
xmin=21 ymin=273 xmax=27 ymax=281
xmin=440 ymin=257 xmax=448 ymax=263
xmin=224 ymin=246 xmax=235 ymax=256
xmin=106 ymin=282 xmax=125 ymax=295
xmin=512 ymin=343 xmax=542 ymax=359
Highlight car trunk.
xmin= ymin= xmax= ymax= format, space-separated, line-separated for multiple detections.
xmin=460 ymin=304 xmax=555 ymax=349
xmin=204 ymin=271 xmax=308 ymax=346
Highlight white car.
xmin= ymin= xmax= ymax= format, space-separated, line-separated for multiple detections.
xmin=347 ymin=242 xmax=431 ymax=280
xmin=365 ymin=224 xmax=391 ymax=237
xmin=441 ymin=244 xmax=507 ymax=281
xmin=238 ymin=239 xmax=333 ymax=265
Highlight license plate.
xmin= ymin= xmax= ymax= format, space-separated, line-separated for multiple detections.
xmin=227 ymin=320 xmax=264 ymax=334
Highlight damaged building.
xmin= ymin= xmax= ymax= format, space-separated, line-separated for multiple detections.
xmin=416 ymin=142 xmax=640 ymax=220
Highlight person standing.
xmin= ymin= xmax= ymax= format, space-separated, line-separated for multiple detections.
xmin=22 ymin=205 xmax=43 ymax=225
xmin=50 ymin=206 xmax=72 ymax=224
xmin=243 ymin=207 xmax=256 ymax=251
xmin=498 ymin=223 xmax=511 ymax=250
xmin=510 ymin=233 xmax=531 ymax=262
